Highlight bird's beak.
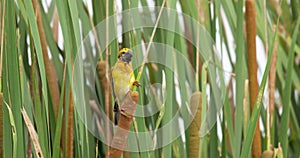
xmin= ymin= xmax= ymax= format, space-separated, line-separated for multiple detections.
xmin=128 ymin=51 xmax=133 ymax=57
xmin=123 ymin=51 xmax=133 ymax=63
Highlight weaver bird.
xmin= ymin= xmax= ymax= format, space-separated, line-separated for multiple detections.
xmin=111 ymin=48 xmax=140 ymax=125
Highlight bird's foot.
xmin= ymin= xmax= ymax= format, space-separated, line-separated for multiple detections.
xmin=132 ymin=80 xmax=141 ymax=87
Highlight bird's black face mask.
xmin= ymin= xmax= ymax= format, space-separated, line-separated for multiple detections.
xmin=119 ymin=51 xmax=133 ymax=64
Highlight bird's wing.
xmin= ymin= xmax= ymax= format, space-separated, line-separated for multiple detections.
xmin=110 ymin=67 xmax=117 ymax=100
xmin=130 ymin=72 xmax=135 ymax=83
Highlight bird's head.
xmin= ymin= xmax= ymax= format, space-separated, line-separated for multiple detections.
xmin=118 ymin=48 xmax=133 ymax=64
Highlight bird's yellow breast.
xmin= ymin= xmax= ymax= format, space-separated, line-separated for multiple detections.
xmin=111 ymin=60 xmax=133 ymax=103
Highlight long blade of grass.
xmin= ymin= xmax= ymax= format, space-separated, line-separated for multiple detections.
xmin=22 ymin=0 xmax=49 ymax=120
xmin=19 ymin=3 xmax=53 ymax=156
xmin=278 ymin=15 xmax=300 ymax=158
xmin=162 ymin=1 xmax=177 ymax=157
xmin=200 ymin=62 xmax=207 ymax=157
xmin=52 ymin=63 xmax=67 ymax=158
xmin=30 ymin=48 xmax=49 ymax=157
xmin=4 ymin=102 xmax=18 ymax=158
xmin=32 ymin=0 xmax=61 ymax=119
xmin=67 ymin=0 xmax=81 ymax=53
xmin=3 ymin=0 xmax=25 ymax=157
xmin=233 ymin=0 xmax=245 ymax=157
xmin=1 ymin=0 xmax=12 ymax=157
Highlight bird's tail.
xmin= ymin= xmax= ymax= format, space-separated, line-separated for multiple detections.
xmin=114 ymin=101 xmax=120 ymax=125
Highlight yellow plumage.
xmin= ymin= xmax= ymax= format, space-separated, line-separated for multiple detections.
xmin=111 ymin=48 xmax=137 ymax=125
xmin=111 ymin=60 xmax=134 ymax=103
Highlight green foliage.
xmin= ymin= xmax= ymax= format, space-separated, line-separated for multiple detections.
xmin=1 ymin=0 xmax=300 ymax=157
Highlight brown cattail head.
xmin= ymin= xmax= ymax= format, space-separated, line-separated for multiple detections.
xmin=108 ymin=92 xmax=139 ymax=158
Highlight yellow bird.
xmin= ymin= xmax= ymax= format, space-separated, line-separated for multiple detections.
xmin=111 ymin=48 xmax=140 ymax=125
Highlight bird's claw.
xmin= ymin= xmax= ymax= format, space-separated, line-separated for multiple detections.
xmin=133 ymin=80 xmax=141 ymax=87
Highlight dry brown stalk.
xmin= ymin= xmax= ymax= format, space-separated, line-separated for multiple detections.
xmin=21 ymin=108 xmax=44 ymax=158
xmin=245 ymin=0 xmax=262 ymax=157
xmin=268 ymin=43 xmax=277 ymax=122
xmin=26 ymin=132 xmax=33 ymax=158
